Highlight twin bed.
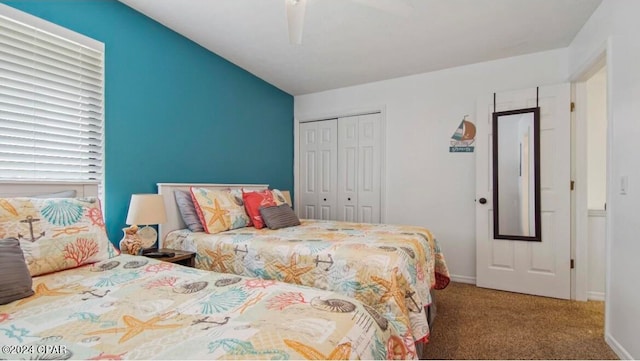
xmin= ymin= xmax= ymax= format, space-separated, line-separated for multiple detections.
xmin=1 ymin=254 xmax=407 ymax=359
xmin=0 ymin=181 xmax=450 ymax=360
xmin=158 ymin=183 xmax=450 ymax=349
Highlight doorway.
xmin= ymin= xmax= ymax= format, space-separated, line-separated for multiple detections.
xmin=571 ymin=53 xmax=608 ymax=302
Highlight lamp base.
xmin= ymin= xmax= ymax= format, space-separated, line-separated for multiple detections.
xmin=119 ymin=227 xmax=141 ymax=255
xmin=137 ymin=225 xmax=158 ymax=249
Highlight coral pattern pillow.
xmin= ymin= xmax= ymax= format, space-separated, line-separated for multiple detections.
xmin=242 ymin=190 xmax=276 ymax=229
xmin=0 ymin=197 xmax=118 ymax=276
xmin=190 ymin=188 xmax=250 ymax=234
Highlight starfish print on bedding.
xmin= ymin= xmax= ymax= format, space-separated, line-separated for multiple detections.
xmin=370 ymin=267 xmax=409 ymax=317
xmin=205 ymin=245 xmax=233 ymax=273
xmin=275 ymin=254 xmax=314 ymax=285
xmin=283 ymin=339 xmax=351 ymax=360
xmin=202 ymin=199 xmax=229 ymax=229
xmin=85 ymin=315 xmax=181 ymax=344
xmin=236 ymin=292 xmax=266 ymax=314
xmin=17 ymin=283 xmax=73 ymax=306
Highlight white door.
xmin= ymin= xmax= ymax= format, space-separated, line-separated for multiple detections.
xmin=337 ymin=116 xmax=359 ymax=222
xmin=317 ymin=119 xmax=338 ymax=220
xmin=337 ymin=113 xmax=382 ymax=223
xmin=300 ymin=120 xmax=338 ymax=220
xmin=356 ymin=113 xmax=382 ymax=223
xmin=299 ymin=121 xmax=319 ymax=219
xmin=475 ymin=84 xmax=571 ymax=299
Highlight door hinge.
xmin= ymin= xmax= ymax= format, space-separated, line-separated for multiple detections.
xmin=570 ymin=102 xmax=575 ymax=112
xmin=570 ymin=180 xmax=575 ymax=191
xmin=570 ymin=259 xmax=575 ymax=269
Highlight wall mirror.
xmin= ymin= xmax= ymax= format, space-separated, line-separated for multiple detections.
xmin=492 ymin=107 xmax=541 ymax=241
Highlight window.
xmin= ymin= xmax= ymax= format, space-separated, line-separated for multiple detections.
xmin=0 ymin=5 xmax=104 ymax=184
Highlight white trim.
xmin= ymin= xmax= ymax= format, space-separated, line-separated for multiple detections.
xmin=449 ymin=274 xmax=476 ymax=285
xmin=293 ymin=105 xmax=388 ymax=223
xmin=587 ymin=291 xmax=605 ymax=301
xmin=0 ymin=180 xmax=99 ymax=185
xmin=605 ymin=333 xmax=633 ymax=360
xmin=603 ymin=36 xmax=614 ymax=345
xmin=572 ymin=81 xmax=589 ymax=301
xmin=0 ymin=181 xmax=98 ymax=198
xmin=588 ymin=209 xmax=607 ymax=217
xmin=569 ymin=40 xmax=608 ymax=83
xmin=0 ymin=3 xmax=103 ymax=51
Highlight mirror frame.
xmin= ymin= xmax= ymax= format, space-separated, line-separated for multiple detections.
xmin=492 ymin=107 xmax=542 ymax=242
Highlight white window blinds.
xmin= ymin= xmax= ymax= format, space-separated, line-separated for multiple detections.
xmin=0 ymin=8 xmax=104 ymax=182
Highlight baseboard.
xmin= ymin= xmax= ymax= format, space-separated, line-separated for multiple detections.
xmin=605 ymin=332 xmax=633 ymax=360
xmin=587 ymin=291 xmax=605 ymax=301
xmin=449 ymin=274 xmax=476 ymax=284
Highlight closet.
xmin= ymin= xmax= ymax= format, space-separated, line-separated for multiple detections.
xmin=299 ymin=113 xmax=382 ymax=223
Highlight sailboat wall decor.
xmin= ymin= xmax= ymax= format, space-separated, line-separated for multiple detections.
xmin=449 ymin=115 xmax=476 ymax=153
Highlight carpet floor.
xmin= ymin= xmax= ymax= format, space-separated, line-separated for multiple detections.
xmin=421 ymin=282 xmax=618 ymax=360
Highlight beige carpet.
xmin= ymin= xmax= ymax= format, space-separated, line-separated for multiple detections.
xmin=421 ymin=282 xmax=618 ymax=360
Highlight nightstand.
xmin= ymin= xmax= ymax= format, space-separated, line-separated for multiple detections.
xmin=146 ymin=248 xmax=196 ymax=268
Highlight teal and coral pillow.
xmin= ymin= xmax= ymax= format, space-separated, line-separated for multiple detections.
xmin=0 ymin=197 xmax=118 ymax=276
xmin=242 ymin=189 xmax=276 ymax=229
xmin=190 ymin=188 xmax=250 ymax=234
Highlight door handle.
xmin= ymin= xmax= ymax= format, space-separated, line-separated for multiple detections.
xmin=478 ymin=198 xmax=487 ymax=204
xmin=323 ymin=198 xmax=327 ymax=201
xmin=347 ymin=197 xmax=351 ymax=201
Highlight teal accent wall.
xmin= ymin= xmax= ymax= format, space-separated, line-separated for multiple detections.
xmin=1 ymin=1 xmax=294 ymax=244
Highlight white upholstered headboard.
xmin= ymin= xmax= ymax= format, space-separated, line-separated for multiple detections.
xmin=0 ymin=181 xmax=99 ymax=197
xmin=157 ymin=183 xmax=268 ymax=246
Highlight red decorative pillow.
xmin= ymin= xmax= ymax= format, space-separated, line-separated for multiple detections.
xmin=242 ymin=190 xmax=276 ymax=229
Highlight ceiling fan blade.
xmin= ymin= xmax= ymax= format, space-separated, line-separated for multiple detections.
xmin=351 ymin=0 xmax=413 ymax=18
xmin=286 ymin=0 xmax=307 ymax=45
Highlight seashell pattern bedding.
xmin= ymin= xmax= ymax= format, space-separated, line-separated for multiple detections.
xmin=0 ymin=254 xmax=414 ymax=360
xmin=164 ymin=219 xmax=451 ymax=344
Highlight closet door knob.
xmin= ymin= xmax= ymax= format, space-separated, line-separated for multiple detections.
xmin=478 ymin=198 xmax=487 ymax=204
xmin=323 ymin=198 xmax=327 ymax=201
xmin=348 ymin=197 xmax=351 ymax=201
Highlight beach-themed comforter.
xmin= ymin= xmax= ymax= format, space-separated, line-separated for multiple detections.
xmin=0 ymin=254 xmax=414 ymax=360
xmin=164 ymin=219 xmax=451 ymax=343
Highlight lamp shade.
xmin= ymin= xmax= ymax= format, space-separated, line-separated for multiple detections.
xmin=125 ymin=194 xmax=167 ymax=226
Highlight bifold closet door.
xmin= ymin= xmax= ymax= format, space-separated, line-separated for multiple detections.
xmin=299 ymin=119 xmax=338 ymax=220
xmin=337 ymin=113 xmax=381 ymax=223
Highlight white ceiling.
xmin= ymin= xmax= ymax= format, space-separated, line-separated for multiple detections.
xmin=118 ymin=0 xmax=602 ymax=95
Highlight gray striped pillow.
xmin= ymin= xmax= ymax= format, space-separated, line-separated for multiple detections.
xmin=0 ymin=238 xmax=34 ymax=305
xmin=174 ymin=190 xmax=205 ymax=232
xmin=259 ymin=204 xmax=301 ymax=230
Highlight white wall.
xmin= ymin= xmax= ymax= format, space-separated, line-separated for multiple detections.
xmin=569 ymin=0 xmax=640 ymax=358
xmin=586 ymin=66 xmax=607 ymax=210
xmin=295 ymin=49 xmax=568 ymax=282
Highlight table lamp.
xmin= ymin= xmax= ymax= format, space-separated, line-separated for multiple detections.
xmin=125 ymin=194 xmax=167 ymax=250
